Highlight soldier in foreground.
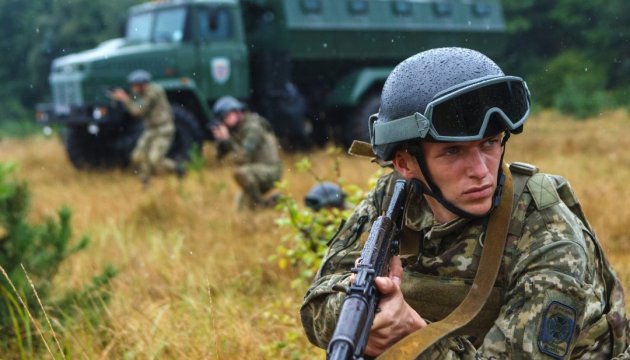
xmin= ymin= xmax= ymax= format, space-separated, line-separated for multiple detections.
xmin=301 ymin=48 xmax=629 ymax=358
xmin=110 ymin=70 xmax=181 ymax=185
xmin=211 ymin=96 xmax=282 ymax=210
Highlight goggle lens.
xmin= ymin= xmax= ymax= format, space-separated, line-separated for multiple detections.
xmin=431 ymin=80 xmax=529 ymax=137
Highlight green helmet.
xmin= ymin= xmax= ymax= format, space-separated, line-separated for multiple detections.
xmin=127 ymin=69 xmax=152 ymax=84
xmin=370 ymin=47 xmax=530 ymax=161
xmin=213 ymin=96 xmax=245 ymax=121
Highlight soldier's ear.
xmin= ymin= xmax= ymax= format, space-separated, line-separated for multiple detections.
xmin=391 ymin=149 xmax=417 ymax=180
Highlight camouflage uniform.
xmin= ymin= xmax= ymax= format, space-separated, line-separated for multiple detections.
xmin=216 ymin=112 xmax=282 ymax=209
xmin=122 ymin=83 xmax=176 ymax=181
xmin=301 ymin=168 xmax=629 ymax=359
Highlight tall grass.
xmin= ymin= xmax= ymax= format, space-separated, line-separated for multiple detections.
xmin=0 ymin=109 xmax=628 ymax=358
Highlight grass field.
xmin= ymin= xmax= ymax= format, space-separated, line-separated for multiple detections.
xmin=0 ymin=109 xmax=629 ymax=359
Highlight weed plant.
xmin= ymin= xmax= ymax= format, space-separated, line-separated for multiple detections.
xmin=0 ymin=162 xmax=116 ymax=358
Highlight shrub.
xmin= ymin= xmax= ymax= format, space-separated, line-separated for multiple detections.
xmin=529 ymin=51 xmax=611 ymax=118
xmin=0 ymin=162 xmax=117 ymax=355
xmin=272 ymin=153 xmax=383 ymax=288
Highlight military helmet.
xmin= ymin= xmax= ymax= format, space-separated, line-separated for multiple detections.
xmin=127 ymin=69 xmax=152 ymax=84
xmin=213 ymin=96 xmax=245 ymax=120
xmin=370 ymin=47 xmax=530 ymax=160
xmin=304 ymin=182 xmax=345 ymax=211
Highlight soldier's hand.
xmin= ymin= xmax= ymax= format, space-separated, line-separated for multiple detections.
xmin=110 ymin=88 xmax=130 ymax=102
xmin=212 ymin=124 xmax=230 ymax=141
xmin=365 ymin=256 xmax=427 ymax=357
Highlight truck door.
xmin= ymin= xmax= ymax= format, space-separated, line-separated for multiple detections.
xmin=194 ymin=5 xmax=249 ymax=101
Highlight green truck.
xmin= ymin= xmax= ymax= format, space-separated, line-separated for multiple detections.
xmin=36 ymin=0 xmax=505 ymax=169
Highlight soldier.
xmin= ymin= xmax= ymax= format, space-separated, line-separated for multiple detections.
xmin=304 ymin=182 xmax=346 ymax=211
xmin=110 ymin=70 xmax=181 ymax=185
xmin=211 ymin=96 xmax=282 ymax=210
xmin=301 ymin=48 xmax=629 ymax=358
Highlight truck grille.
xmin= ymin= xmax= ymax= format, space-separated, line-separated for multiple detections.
xmin=50 ymin=73 xmax=84 ymax=114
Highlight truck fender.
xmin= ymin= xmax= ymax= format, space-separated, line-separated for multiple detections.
xmin=325 ymin=68 xmax=392 ymax=108
xmin=154 ymin=78 xmax=215 ymax=138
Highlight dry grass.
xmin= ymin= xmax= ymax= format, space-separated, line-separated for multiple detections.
xmin=0 ymin=109 xmax=629 ymax=358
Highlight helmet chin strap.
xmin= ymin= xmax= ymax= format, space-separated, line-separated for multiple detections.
xmin=409 ymin=131 xmax=511 ymax=220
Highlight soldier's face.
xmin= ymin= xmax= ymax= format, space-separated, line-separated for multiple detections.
xmin=394 ymin=134 xmax=503 ymax=222
xmin=223 ymin=111 xmax=241 ymax=128
xmin=131 ymin=84 xmax=144 ymax=94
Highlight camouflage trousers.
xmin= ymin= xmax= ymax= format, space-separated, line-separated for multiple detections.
xmin=131 ymin=123 xmax=175 ymax=181
xmin=233 ymin=163 xmax=282 ymax=210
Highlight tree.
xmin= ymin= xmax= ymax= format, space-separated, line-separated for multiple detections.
xmin=0 ymin=0 xmax=141 ymax=122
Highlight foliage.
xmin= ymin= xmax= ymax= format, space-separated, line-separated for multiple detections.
xmin=541 ymin=51 xmax=610 ymax=119
xmin=0 ymin=0 xmax=142 ymax=123
xmin=272 ymin=150 xmax=382 ymax=288
xmin=272 ymin=186 xmax=352 ymax=289
xmin=0 ymin=119 xmax=41 ymax=139
xmin=501 ymin=0 xmax=630 ymax=117
xmin=0 ymin=162 xmax=117 ymax=355
xmin=268 ymin=150 xmax=385 ymax=358
xmin=185 ymin=143 xmax=207 ymax=182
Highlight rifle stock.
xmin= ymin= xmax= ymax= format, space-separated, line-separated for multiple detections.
xmin=327 ymin=179 xmax=407 ymax=360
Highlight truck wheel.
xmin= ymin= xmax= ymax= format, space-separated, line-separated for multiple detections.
xmin=64 ymin=114 xmax=143 ymax=170
xmin=65 ymin=127 xmax=96 ymax=169
xmin=65 ymin=126 xmax=133 ymax=169
xmin=167 ymin=106 xmax=203 ymax=162
xmin=343 ymin=92 xmax=381 ymax=148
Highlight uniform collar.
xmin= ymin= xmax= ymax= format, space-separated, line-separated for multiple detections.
xmin=403 ymin=187 xmax=474 ymax=236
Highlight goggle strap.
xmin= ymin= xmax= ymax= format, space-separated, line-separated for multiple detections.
xmin=372 ymin=113 xmax=431 ymax=146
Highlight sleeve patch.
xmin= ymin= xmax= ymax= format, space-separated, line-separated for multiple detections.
xmin=538 ymin=301 xmax=577 ymax=359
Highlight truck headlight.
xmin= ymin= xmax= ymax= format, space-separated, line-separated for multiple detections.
xmin=88 ymin=124 xmax=100 ymax=135
xmin=92 ymin=106 xmax=108 ymax=120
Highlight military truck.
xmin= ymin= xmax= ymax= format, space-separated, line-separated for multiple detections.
xmin=36 ymin=0 xmax=505 ymax=169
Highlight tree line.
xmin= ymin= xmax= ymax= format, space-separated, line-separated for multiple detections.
xmin=0 ymin=0 xmax=628 ymax=123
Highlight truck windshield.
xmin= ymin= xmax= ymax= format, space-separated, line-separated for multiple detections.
xmin=126 ymin=7 xmax=187 ymax=43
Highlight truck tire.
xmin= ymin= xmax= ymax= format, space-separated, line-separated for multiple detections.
xmin=167 ymin=106 xmax=204 ymax=162
xmin=65 ymin=126 xmax=136 ymax=169
xmin=65 ymin=127 xmax=99 ymax=169
xmin=343 ymin=92 xmax=381 ymax=148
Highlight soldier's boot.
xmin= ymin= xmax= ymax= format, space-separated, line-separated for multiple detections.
xmin=175 ymin=161 xmax=187 ymax=179
xmin=139 ymin=174 xmax=150 ymax=190
xmin=236 ymin=192 xmax=258 ymax=211
xmin=261 ymin=191 xmax=281 ymax=208
xmin=137 ymin=163 xmax=151 ymax=189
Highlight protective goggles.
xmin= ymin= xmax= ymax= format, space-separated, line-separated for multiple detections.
xmin=370 ymin=75 xmax=531 ymax=145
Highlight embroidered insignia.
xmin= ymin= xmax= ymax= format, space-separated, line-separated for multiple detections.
xmin=538 ymin=301 xmax=576 ymax=359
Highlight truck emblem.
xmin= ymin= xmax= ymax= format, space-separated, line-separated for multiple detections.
xmin=211 ymin=57 xmax=231 ymax=84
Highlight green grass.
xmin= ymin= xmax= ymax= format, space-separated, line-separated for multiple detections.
xmin=0 ymin=120 xmax=43 ymax=139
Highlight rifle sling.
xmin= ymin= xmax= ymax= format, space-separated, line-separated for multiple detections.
xmin=378 ymin=164 xmax=514 ymax=359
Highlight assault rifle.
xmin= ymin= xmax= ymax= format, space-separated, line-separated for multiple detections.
xmin=327 ymin=179 xmax=407 ymax=360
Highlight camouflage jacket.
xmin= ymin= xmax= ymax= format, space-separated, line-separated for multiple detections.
xmin=122 ymin=83 xmax=173 ymax=129
xmin=217 ymin=112 xmax=281 ymax=166
xmin=301 ymin=167 xmax=628 ymax=359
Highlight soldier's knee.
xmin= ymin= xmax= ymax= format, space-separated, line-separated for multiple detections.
xmin=233 ymin=168 xmax=253 ymax=188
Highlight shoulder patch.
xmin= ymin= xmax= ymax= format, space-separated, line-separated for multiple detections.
xmin=526 ymin=173 xmax=560 ymax=210
xmin=538 ymin=301 xmax=577 ymax=359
